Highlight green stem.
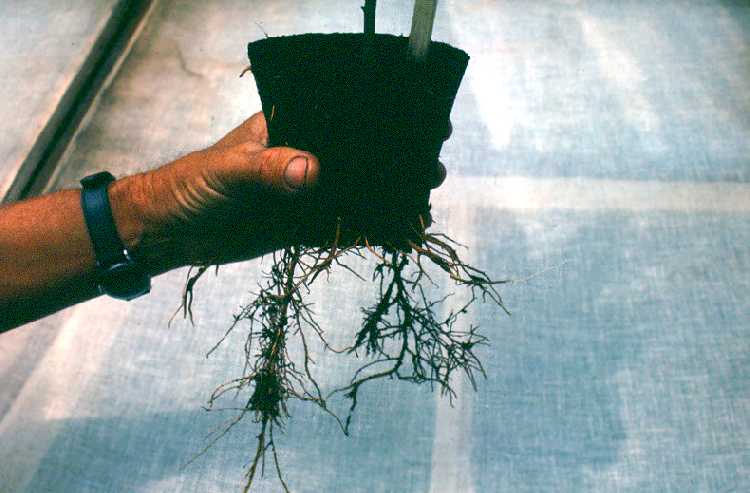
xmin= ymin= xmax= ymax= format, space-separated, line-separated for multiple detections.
xmin=362 ymin=0 xmax=377 ymax=68
xmin=363 ymin=0 xmax=376 ymax=37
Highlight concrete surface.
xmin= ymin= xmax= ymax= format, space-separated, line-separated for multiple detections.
xmin=0 ymin=0 xmax=137 ymax=203
xmin=1 ymin=1 xmax=748 ymax=492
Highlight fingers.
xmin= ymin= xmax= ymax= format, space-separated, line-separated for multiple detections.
xmin=212 ymin=112 xmax=269 ymax=150
xmin=430 ymin=161 xmax=447 ymax=189
xmin=428 ymin=121 xmax=452 ymax=189
xmin=215 ymin=114 xmax=448 ymax=193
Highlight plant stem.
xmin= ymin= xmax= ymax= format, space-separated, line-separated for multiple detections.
xmin=362 ymin=0 xmax=377 ymax=69
xmin=363 ymin=0 xmax=376 ymax=37
xmin=408 ymin=0 xmax=438 ymax=61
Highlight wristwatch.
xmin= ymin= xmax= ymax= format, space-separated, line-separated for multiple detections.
xmin=80 ymin=171 xmax=151 ymax=301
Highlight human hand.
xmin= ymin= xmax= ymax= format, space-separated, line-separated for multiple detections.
xmin=109 ymin=112 xmax=449 ymax=272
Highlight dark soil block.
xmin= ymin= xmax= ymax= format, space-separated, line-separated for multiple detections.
xmin=247 ymin=33 xmax=469 ymax=247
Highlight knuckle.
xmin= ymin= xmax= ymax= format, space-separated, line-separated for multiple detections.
xmin=257 ymin=147 xmax=285 ymax=183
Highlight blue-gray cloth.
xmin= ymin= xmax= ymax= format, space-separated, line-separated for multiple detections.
xmin=1 ymin=1 xmax=748 ymax=492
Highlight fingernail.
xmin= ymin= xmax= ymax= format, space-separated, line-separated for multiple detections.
xmin=284 ymin=156 xmax=309 ymax=190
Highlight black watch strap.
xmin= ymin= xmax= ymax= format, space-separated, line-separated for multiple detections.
xmin=80 ymin=171 xmax=150 ymax=300
xmin=80 ymin=171 xmax=124 ymax=267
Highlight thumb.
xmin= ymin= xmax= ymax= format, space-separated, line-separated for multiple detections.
xmin=243 ymin=144 xmax=320 ymax=193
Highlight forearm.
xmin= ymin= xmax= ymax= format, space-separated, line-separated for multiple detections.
xmin=0 ymin=174 xmax=176 ymax=332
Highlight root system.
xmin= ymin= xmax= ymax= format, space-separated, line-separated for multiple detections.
xmin=180 ymin=214 xmax=508 ymax=492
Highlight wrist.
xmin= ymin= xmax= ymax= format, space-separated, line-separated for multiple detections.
xmin=108 ymin=172 xmax=183 ymax=276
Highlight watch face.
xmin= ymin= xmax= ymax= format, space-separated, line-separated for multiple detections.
xmin=99 ymin=262 xmax=151 ymax=301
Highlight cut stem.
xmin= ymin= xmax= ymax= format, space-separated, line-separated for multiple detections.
xmin=363 ymin=0 xmax=376 ymax=37
xmin=362 ymin=0 xmax=377 ymax=67
xmin=408 ymin=0 xmax=438 ymax=61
